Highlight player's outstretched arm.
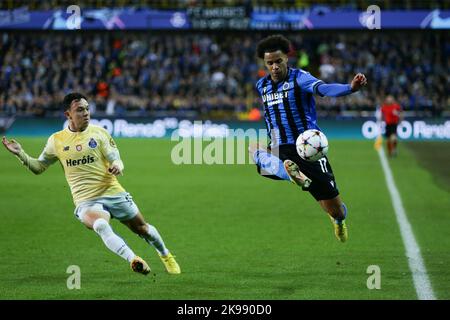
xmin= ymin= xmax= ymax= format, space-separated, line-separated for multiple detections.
xmin=2 ymin=136 xmax=49 ymax=175
xmin=2 ymin=136 xmax=22 ymax=155
xmin=315 ymin=73 xmax=367 ymax=97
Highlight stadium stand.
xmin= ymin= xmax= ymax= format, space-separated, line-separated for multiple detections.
xmin=0 ymin=31 xmax=447 ymax=118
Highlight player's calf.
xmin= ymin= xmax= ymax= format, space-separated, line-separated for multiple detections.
xmin=92 ymin=218 xmax=138 ymax=262
xmin=320 ymin=197 xmax=346 ymax=221
xmin=252 ymin=149 xmax=291 ymax=181
xmin=319 ymin=199 xmax=348 ymax=242
xmin=122 ymin=213 xmax=180 ymax=273
xmin=330 ymin=204 xmax=348 ymax=242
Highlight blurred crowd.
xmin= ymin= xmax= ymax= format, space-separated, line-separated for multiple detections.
xmin=0 ymin=31 xmax=448 ymax=119
xmin=293 ymin=32 xmax=449 ymax=117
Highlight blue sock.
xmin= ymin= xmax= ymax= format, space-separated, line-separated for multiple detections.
xmin=335 ymin=203 xmax=348 ymax=224
xmin=253 ymin=150 xmax=290 ymax=181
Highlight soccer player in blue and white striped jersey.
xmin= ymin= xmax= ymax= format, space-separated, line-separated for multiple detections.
xmin=251 ymin=35 xmax=367 ymax=242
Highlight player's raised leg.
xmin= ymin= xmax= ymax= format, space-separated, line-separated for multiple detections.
xmin=249 ymin=143 xmax=311 ymax=187
xmin=80 ymin=209 xmax=150 ymax=275
xmin=249 ymin=144 xmax=288 ymax=181
xmin=121 ymin=212 xmax=181 ymax=274
xmin=319 ymin=196 xmax=348 ymax=242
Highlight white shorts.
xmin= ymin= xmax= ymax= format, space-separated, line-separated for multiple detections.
xmin=74 ymin=192 xmax=139 ymax=222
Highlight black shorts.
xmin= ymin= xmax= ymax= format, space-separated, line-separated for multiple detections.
xmin=385 ymin=124 xmax=398 ymax=138
xmin=271 ymin=144 xmax=339 ymax=201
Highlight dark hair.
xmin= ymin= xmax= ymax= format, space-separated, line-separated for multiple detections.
xmin=256 ymin=35 xmax=291 ymax=59
xmin=62 ymin=92 xmax=87 ymax=111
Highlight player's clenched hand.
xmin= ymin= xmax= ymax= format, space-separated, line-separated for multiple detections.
xmin=351 ymin=73 xmax=367 ymax=92
xmin=108 ymin=164 xmax=123 ymax=176
xmin=2 ymin=136 xmax=22 ymax=155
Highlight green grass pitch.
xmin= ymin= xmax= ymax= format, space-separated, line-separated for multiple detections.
xmin=0 ymin=138 xmax=448 ymax=299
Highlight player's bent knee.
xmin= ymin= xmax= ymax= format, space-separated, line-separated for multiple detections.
xmin=92 ymin=218 xmax=109 ymax=233
xmin=82 ymin=211 xmax=110 ymax=230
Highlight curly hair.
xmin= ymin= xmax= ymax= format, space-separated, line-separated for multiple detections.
xmin=256 ymin=35 xmax=291 ymax=59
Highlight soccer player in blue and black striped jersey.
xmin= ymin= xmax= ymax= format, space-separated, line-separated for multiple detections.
xmin=251 ymin=35 xmax=367 ymax=242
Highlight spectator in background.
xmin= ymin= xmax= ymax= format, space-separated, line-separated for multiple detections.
xmin=247 ymin=107 xmax=261 ymax=121
xmin=381 ymin=95 xmax=402 ymax=157
xmin=297 ymin=49 xmax=309 ymax=69
xmin=319 ymin=56 xmax=336 ymax=81
xmin=0 ymin=32 xmax=447 ymax=118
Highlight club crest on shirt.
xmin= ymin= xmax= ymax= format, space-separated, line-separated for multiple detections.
xmin=282 ymin=82 xmax=291 ymax=90
xmin=76 ymin=145 xmax=82 ymax=152
xmin=89 ymin=138 xmax=98 ymax=149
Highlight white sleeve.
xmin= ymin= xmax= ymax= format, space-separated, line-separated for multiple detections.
xmin=100 ymin=129 xmax=124 ymax=171
xmin=38 ymin=135 xmax=58 ymax=166
xmin=16 ymin=135 xmax=58 ymax=174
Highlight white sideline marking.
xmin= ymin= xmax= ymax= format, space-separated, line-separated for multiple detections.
xmin=378 ymin=148 xmax=436 ymax=300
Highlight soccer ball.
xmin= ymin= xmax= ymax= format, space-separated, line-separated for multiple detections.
xmin=295 ymin=129 xmax=329 ymax=162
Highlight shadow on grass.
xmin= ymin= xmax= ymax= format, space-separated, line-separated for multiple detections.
xmin=404 ymin=141 xmax=450 ymax=193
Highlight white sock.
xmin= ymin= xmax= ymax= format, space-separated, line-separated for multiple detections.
xmin=141 ymin=224 xmax=169 ymax=256
xmin=93 ymin=218 xmax=135 ymax=263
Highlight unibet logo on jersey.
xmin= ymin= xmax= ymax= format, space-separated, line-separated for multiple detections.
xmin=262 ymin=91 xmax=289 ymax=107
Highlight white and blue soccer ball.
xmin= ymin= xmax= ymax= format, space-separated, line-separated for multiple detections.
xmin=296 ymin=129 xmax=329 ymax=162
